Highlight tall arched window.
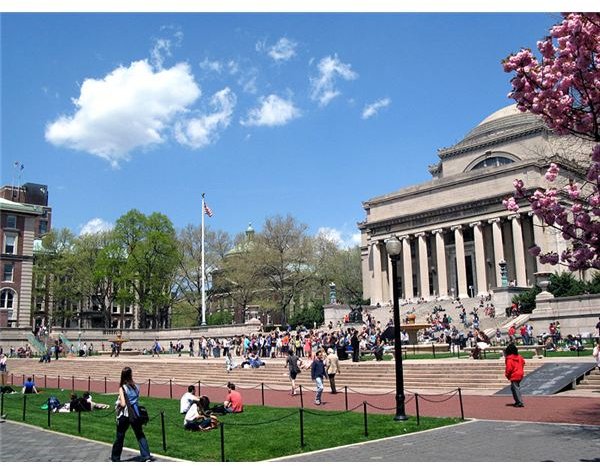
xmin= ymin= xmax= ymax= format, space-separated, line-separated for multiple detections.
xmin=0 ymin=289 xmax=15 ymax=320
xmin=471 ymin=156 xmax=514 ymax=170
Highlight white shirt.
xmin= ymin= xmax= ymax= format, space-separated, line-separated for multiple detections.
xmin=184 ymin=403 xmax=200 ymax=425
xmin=180 ymin=392 xmax=198 ymax=414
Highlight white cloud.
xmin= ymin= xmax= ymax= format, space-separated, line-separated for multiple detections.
xmin=199 ymin=58 xmax=223 ymax=74
xmin=268 ymin=37 xmax=297 ymax=62
xmin=362 ymin=98 xmax=391 ymax=119
xmin=45 ymin=60 xmax=201 ymax=167
xmin=256 ymin=37 xmax=297 ymax=62
xmin=310 ymin=55 xmax=358 ymax=107
xmin=241 ymin=94 xmax=300 ymax=127
xmin=317 ymin=227 xmax=361 ymax=249
xmin=150 ymin=26 xmax=183 ymax=70
xmin=79 ymin=218 xmax=113 ymax=236
xmin=175 ymin=87 xmax=236 ymax=149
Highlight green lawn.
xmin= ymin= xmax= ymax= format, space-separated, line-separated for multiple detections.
xmin=1 ymin=387 xmax=461 ymax=461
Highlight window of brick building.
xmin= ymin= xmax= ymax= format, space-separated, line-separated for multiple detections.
xmin=6 ymin=215 xmax=17 ymax=229
xmin=3 ymin=233 xmax=17 ymax=254
xmin=3 ymin=263 xmax=14 ymax=282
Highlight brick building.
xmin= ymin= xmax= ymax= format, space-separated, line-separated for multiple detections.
xmin=0 ymin=183 xmax=52 ymax=327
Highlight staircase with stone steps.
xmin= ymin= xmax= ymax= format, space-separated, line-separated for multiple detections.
xmin=5 ymin=357 xmax=547 ymax=393
xmin=575 ymin=368 xmax=600 ymax=393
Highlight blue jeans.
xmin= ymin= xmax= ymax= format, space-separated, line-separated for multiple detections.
xmin=315 ymin=377 xmax=324 ymax=403
xmin=111 ymin=416 xmax=151 ymax=461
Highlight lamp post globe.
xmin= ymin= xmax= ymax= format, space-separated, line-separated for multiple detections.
xmin=385 ymin=236 xmax=408 ymax=421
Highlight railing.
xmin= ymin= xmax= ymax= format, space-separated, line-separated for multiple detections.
xmin=1 ymin=376 xmax=465 ymax=462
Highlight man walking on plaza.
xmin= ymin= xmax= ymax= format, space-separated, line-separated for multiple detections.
xmin=311 ymin=350 xmax=327 ymax=405
xmin=325 ymin=348 xmax=340 ymax=394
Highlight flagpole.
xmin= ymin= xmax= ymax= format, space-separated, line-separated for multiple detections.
xmin=201 ymin=193 xmax=207 ymax=326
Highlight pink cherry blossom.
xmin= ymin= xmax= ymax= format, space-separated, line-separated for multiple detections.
xmin=503 ymin=13 xmax=600 ymax=271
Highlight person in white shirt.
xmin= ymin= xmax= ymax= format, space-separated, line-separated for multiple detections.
xmin=180 ymin=385 xmax=200 ymax=414
xmin=184 ymin=397 xmax=213 ymax=430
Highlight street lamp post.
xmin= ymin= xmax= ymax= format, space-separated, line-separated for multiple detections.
xmin=385 ymin=237 xmax=409 ymax=421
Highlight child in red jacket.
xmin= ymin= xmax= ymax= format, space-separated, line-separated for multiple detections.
xmin=505 ymin=343 xmax=525 ymax=407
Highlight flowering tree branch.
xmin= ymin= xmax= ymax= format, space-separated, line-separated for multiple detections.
xmin=502 ymin=13 xmax=600 ymax=271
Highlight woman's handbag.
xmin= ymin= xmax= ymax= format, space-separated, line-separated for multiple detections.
xmin=123 ymin=385 xmax=150 ymax=425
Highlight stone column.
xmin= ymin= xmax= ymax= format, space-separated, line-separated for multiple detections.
xmin=433 ymin=229 xmax=448 ymax=299
xmin=416 ymin=232 xmax=430 ymax=300
xmin=371 ymin=241 xmax=384 ymax=305
xmin=470 ymin=221 xmax=487 ymax=296
xmin=18 ymin=217 xmax=35 ymax=327
xmin=509 ymin=214 xmax=527 ymax=287
xmin=452 ymin=225 xmax=468 ymax=299
xmin=529 ymin=212 xmax=552 ymax=273
xmin=489 ymin=218 xmax=504 ymax=287
xmin=401 ymin=236 xmax=413 ymax=299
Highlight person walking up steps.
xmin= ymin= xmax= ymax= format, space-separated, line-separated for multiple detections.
xmin=504 ymin=343 xmax=526 ymax=408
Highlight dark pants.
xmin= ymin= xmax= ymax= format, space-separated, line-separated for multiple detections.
xmin=510 ymin=380 xmax=523 ymax=406
xmin=352 ymin=348 xmax=359 ymax=362
xmin=111 ymin=416 xmax=151 ymax=461
xmin=328 ymin=373 xmax=337 ymax=393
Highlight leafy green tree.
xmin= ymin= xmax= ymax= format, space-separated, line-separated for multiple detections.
xmin=547 ymin=272 xmax=587 ymax=297
xmin=112 ymin=210 xmax=180 ymax=329
xmin=312 ymin=235 xmax=363 ymax=307
xmin=288 ymin=301 xmax=325 ymax=329
xmin=207 ymin=309 xmax=234 ymax=326
xmin=33 ymin=228 xmax=79 ymax=327
xmin=175 ymin=224 xmax=232 ymax=325
xmin=253 ymin=215 xmax=315 ymax=324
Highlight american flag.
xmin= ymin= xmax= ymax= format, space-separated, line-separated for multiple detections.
xmin=204 ymin=203 xmax=213 ymax=217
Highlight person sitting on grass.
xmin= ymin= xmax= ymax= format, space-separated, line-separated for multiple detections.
xmin=22 ymin=377 xmax=38 ymax=394
xmin=224 ymin=382 xmax=243 ymax=413
xmin=180 ymin=385 xmax=200 ymax=414
xmin=183 ymin=399 xmax=218 ymax=431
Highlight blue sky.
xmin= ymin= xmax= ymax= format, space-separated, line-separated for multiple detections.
xmin=1 ymin=13 xmax=562 ymax=246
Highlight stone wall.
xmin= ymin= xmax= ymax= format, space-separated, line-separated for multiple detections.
xmin=0 ymin=323 xmax=262 ymax=353
xmin=531 ymin=293 xmax=600 ymax=338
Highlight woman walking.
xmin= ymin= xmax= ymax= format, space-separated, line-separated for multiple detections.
xmin=111 ymin=367 xmax=153 ymax=462
xmin=504 ymin=343 xmax=526 ymax=408
xmin=285 ymin=349 xmax=301 ymax=396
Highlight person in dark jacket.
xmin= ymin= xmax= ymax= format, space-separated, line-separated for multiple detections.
xmin=504 ymin=343 xmax=526 ymax=407
xmin=311 ymin=350 xmax=327 ymax=405
xmin=351 ymin=330 xmax=360 ymax=363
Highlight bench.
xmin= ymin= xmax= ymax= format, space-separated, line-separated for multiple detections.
xmin=464 ymin=345 xmax=545 ymax=359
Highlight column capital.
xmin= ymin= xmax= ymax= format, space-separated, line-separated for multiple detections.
xmin=508 ymin=213 xmax=521 ymax=221
xmin=415 ymin=232 xmax=427 ymax=238
xmin=450 ymin=225 xmax=463 ymax=232
xmin=431 ymin=228 xmax=445 ymax=235
xmin=488 ymin=217 xmax=502 ymax=224
xmin=469 ymin=221 xmax=482 ymax=228
xmin=399 ymin=235 xmax=411 ymax=242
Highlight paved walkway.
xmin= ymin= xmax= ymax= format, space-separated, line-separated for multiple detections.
xmin=0 ymin=421 xmax=176 ymax=462
xmin=276 ymin=420 xmax=600 ymax=462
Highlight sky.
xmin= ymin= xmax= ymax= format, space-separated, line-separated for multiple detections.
xmin=1 ymin=12 xmax=566 ymax=247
